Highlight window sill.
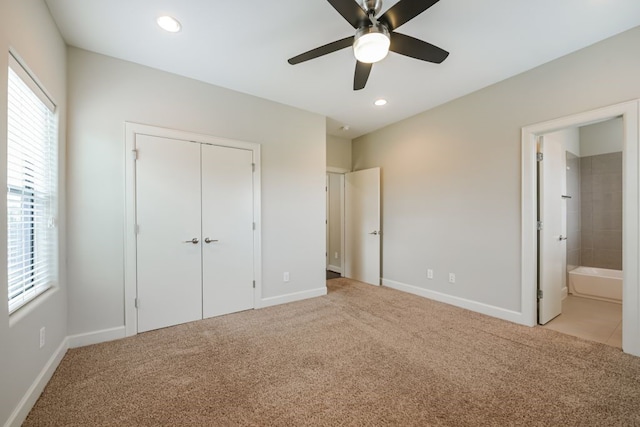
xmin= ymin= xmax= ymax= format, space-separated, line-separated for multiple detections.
xmin=8 ymin=285 xmax=59 ymax=328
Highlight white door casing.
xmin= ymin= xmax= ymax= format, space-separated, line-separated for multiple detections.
xmin=538 ymin=135 xmax=565 ymax=325
xmin=135 ymin=135 xmax=203 ymax=332
xmin=202 ymin=144 xmax=254 ymax=318
xmin=345 ymin=167 xmax=381 ymax=286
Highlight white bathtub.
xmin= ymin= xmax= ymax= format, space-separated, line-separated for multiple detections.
xmin=568 ymin=266 xmax=622 ymax=304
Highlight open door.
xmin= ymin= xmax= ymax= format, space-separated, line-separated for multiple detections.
xmin=345 ymin=167 xmax=381 ymax=286
xmin=538 ymin=135 xmax=566 ymax=324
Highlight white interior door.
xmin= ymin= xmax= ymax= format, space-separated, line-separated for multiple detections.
xmin=538 ymin=135 xmax=566 ymax=324
xmin=136 ymin=135 xmax=203 ymax=333
xmin=345 ymin=167 xmax=381 ymax=286
xmin=202 ymin=144 xmax=254 ymax=318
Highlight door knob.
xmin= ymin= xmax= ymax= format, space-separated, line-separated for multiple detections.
xmin=183 ymin=238 xmax=199 ymax=244
xmin=204 ymin=237 xmax=219 ymax=244
xmin=369 ymin=231 xmax=378 ymax=235
xmin=558 ymin=235 xmax=567 ymax=241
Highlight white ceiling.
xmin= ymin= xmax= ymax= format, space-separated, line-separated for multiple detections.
xmin=45 ymin=0 xmax=640 ymax=139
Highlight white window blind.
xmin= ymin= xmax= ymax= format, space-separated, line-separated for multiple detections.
xmin=7 ymin=53 xmax=58 ymax=314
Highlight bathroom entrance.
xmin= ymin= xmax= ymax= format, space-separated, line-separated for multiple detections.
xmin=521 ymin=100 xmax=640 ymax=357
xmin=537 ymin=119 xmax=624 ymax=348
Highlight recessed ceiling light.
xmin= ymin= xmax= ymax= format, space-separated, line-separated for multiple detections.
xmin=374 ymin=99 xmax=387 ymax=106
xmin=157 ymin=15 xmax=181 ymax=33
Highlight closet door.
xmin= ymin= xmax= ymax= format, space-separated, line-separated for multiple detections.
xmin=136 ymin=135 xmax=203 ymax=332
xmin=201 ymin=144 xmax=254 ymax=318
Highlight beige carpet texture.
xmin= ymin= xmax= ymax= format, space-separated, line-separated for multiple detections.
xmin=25 ymin=279 xmax=640 ymax=426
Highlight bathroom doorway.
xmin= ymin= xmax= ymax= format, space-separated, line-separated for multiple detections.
xmin=521 ymin=100 xmax=640 ymax=357
xmin=538 ymin=119 xmax=624 ymax=348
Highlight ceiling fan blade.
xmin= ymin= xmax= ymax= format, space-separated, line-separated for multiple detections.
xmin=389 ymin=32 xmax=449 ymax=63
xmin=327 ymin=0 xmax=370 ymax=29
xmin=288 ymin=36 xmax=354 ymax=65
xmin=379 ymin=0 xmax=440 ymax=31
xmin=354 ymin=61 xmax=372 ymax=90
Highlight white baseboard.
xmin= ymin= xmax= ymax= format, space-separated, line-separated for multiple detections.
xmin=382 ymin=278 xmax=527 ymax=325
xmin=4 ymin=338 xmax=69 ymax=427
xmin=561 ymin=286 xmax=568 ymax=300
xmin=327 ymin=265 xmax=342 ymax=274
xmin=259 ymin=287 xmax=327 ymax=308
xmin=67 ymin=326 xmax=126 ymax=349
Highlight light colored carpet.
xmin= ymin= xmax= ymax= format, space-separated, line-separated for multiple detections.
xmin=25 ymin=278 xmax=640 ymax=426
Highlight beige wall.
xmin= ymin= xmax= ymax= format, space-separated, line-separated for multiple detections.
xmin=580 ymin=117 xmax=624 ymax=156
xmin=0 ymin=0 xmax=67 ymax=424
xmin=66 ymin=48 xmax=327 ymax=335
xmin=353 ymin=26 xmax=640 ymax=312
xmin=327 ymin=134 xmax=352 ymax=171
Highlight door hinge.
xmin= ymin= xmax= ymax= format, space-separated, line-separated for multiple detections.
xmin=252 ymin=222 xmax=256 ymax=230
xmin=252 ymin=163 xmax=255 ymax=172
xmin=537 ymin=221 xmax=543 ymax=231
xmin=134 ymin=298 xmax=139 ymax=308
xmin=537 ymin=289 xmax=543 ymax=299
xmin=536 ymin=152 xmax=543 ymax=162
xmin=132 ymin=149 xmax=138 ymax=160
xmin=253 ymin=280 xmax=256 ymax=289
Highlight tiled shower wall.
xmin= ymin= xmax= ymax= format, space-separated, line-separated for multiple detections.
xmin=580 ymin=152 xmax=623 ymax=270
xmin=566 ymin=152 xmax=581 ymax=270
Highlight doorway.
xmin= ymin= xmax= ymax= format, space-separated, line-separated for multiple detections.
xmin=124 ymin=123 xmax=261 ymax=336
xmin=536 ymin=121 xmax=624 ymax=348
xmin=326 ymin=172 xmax=345 ymax=279
xmin=521 ymin=100 xmax=640 ymax=356
xmin=325 ymin=167 xmax=382 ymax=286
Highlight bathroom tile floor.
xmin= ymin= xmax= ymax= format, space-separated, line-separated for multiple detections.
xmin=542 ymin=295 xmax=622 ymax=348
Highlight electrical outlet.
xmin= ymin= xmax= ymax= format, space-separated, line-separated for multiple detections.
xmin=427 ymin=269 xmax=434 ymax=279
xmin=448 ymin=273 xmax=456 ymax=284
xmin=334 ymin=252 xmax=339 ymax=259
xmin=283 ymin=272 xmax=290 ymax=282
xmin=39 ymin=327 xmax=45 ymax=348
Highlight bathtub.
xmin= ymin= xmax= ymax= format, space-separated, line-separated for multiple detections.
xmin=568 ymin=266 xmax=622 ymax=304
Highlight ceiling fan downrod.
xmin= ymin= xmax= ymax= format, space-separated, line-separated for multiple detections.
xmin=361 ymin=0 xmax=383 ymax=17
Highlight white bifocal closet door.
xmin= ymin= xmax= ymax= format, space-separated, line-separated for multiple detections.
xmin=136 ymin=135 xmax=203 ymax=333
xmin=202 ymin=144 xmax=254 ymax=318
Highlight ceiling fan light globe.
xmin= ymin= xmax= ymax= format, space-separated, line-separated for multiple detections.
xmin=353 ymin=25 xmax=390 ymax=64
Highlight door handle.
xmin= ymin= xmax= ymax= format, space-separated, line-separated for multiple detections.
xmin=558 ymin=235 xmax=567 ymax=241
xmin=204 ymin=237 xmax=219 ymax=244
xmin=369 ymin=231 xmax=379 ymax=235
xmin=183 ymin=238 xmax=199 ymax=244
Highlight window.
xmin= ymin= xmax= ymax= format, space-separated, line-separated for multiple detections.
xmin=7 ymin=52 xmax=58 ymax=314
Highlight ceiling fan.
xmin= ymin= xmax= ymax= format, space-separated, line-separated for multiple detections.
xmin=288 ymin=0 xmax=449 ymax=90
